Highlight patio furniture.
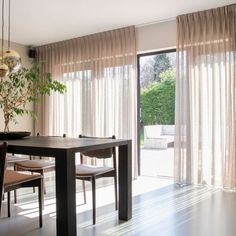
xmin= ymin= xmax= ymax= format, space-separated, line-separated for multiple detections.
xmin=76 ymin=135 xmax=118 ymax=224
xmin=144 ymin=125 xmax=175 ymax=149
xmin=0 ymin=142 xmax=43 ymax=227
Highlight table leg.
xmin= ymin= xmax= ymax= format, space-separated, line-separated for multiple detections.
xmin=55 ymin=150 xmax=76 ymax=236
xmin=118 ymin=140 xmax=132 ymax=220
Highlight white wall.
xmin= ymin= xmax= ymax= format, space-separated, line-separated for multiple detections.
xmin=136 ymin=20 xmax=176 ymax=53
xmin=0 ymin=41 xmax=34 ymax=133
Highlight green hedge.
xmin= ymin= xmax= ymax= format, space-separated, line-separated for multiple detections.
xmin=141 ymin=69 xmax=175 ymax=125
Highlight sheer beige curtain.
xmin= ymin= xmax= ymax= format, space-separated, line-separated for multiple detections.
xmin=35 ymin=26 xmax=138 ymax=177
xmin=175 ymin=5 xmax=236 ymax=188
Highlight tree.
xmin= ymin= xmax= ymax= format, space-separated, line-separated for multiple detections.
xmin=140 ymin=56 xmax=155 ymax=88
xmin=140 ymin=68 xmax=175 ymax=125
xmin=140 ymin=53 xmax=173 ymax=89
xmin=153 ymin=54 xmax=171 ymax=82
xmin=0 ymin=62 xmax=66 ymax=132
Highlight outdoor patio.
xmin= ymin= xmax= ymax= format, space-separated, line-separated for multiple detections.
xmin=140 ymin=146 xmax=174 ymax=179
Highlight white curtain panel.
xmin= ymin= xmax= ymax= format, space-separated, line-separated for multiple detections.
xmin=35 ymin=26 xmax=138 ymax=177
xmin=175 ymin=5 xmax=236 ymax=188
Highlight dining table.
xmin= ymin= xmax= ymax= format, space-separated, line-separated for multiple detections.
xmin=6 ymin=136 xmax=132 ymax=236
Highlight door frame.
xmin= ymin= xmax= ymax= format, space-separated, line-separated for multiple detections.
xmin=137 ymin=48 xmax=176 ymax=175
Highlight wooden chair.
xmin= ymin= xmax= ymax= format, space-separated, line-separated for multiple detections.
xmin=7 ymin=154 xmax=29 ymax=167
xmin=14 ymin=134 xmax=66 ymax=203
xmin=1 ymin=154 xmax=29 ymax=202
xmin=0 ymin=142 xmax=43 ymax=227
xmin=76 ymin=135 xmax=118 ymax=224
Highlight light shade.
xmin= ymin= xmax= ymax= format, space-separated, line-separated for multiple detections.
xmin=4 ymin=49 xmax=21 ymax=73
xmin=0 ymin=63 xmax=9 ymax=77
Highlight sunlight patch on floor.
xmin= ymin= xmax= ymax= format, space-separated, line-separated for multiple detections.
xmin=13 ymin=176 xmax=173 ymax=219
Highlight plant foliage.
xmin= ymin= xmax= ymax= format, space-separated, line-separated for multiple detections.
xmin=141 ymin=68 xmax=175 ymax=125
xmin=0 ymin=62 xmax=66 ymax=131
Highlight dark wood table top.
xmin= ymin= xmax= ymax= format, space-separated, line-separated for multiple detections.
xmin=5 ymin=136 xmax=130 ymax=156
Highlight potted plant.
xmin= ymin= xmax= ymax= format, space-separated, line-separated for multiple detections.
xmin=0 ymin=62 xmax=66 ymax=133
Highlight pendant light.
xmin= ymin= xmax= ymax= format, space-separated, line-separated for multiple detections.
xmin=3 ymin=0 xmax=21 ymax=73
xmin=0 ymin=0 xmax=9 ymax=78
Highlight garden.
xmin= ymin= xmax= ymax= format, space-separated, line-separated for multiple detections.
xmin=139 ymin=52 xmax=176 ymax=145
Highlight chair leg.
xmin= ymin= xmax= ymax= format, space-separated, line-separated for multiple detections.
xmin=14 ymin=190 xmax=17 ymax=204
xmin=0 ymin=194 xmax=3 ymax=217
xmin=38 ymin=178 xmax=43 ymax=227
xmin=40 ymin=175 xmax=45 ymax=210
xmin=32 ymin=169 xmax=35 ymax=193
xmin=92 ymin=177 xmax=96 ymax=225
xmin=114 ymin=175 xmax=118 ymax=211
xmin=7 ymin=191 xmax=11 ymax=217
xmin=14 ymin=165 xmax=17 ymax=203
xmin=41 ymin=170 xmax=46 ymax=195
xmin=82 ymin=180 xmax=86 ymax=204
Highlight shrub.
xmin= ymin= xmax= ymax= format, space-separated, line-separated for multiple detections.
xmin=141 ymin=68 xmax=175 ymax=125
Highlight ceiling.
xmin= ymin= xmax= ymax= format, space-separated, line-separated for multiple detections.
xmin=7 ymin=0 xmax=235 ymax=46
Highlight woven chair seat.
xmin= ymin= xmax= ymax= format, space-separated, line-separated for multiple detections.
xmin=4 ymin=170 xmax=41 ymax=187
xmin=76 ymin=164 xmax=114 ymax=177
xmin=15 ymin=160 xmax=55 ymax=170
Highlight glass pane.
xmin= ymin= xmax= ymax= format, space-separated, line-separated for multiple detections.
xmin=139 ymin=51 xmax=176 ymax=179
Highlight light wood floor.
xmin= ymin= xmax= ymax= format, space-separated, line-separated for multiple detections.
xmin=0 ymin=174 xmax=236 ymax=236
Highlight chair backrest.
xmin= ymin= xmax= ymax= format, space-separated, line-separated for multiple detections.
xmin=0 ymin=142 xmax=8 ymax=209
xmin=79 ymin=135 xmax=116 ymax=167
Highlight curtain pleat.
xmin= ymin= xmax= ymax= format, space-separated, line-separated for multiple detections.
xmin=175 ymin=4 xmax=236 ymax=188
xmin=35 ymin=26 xmax=138 ymax=177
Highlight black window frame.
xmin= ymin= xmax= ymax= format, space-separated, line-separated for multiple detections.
xmin=137 ymin=48 xmax=176 ymax=176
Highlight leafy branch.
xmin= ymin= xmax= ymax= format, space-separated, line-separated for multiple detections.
xmin=0 ymin=62 xmax=66 ymax=132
